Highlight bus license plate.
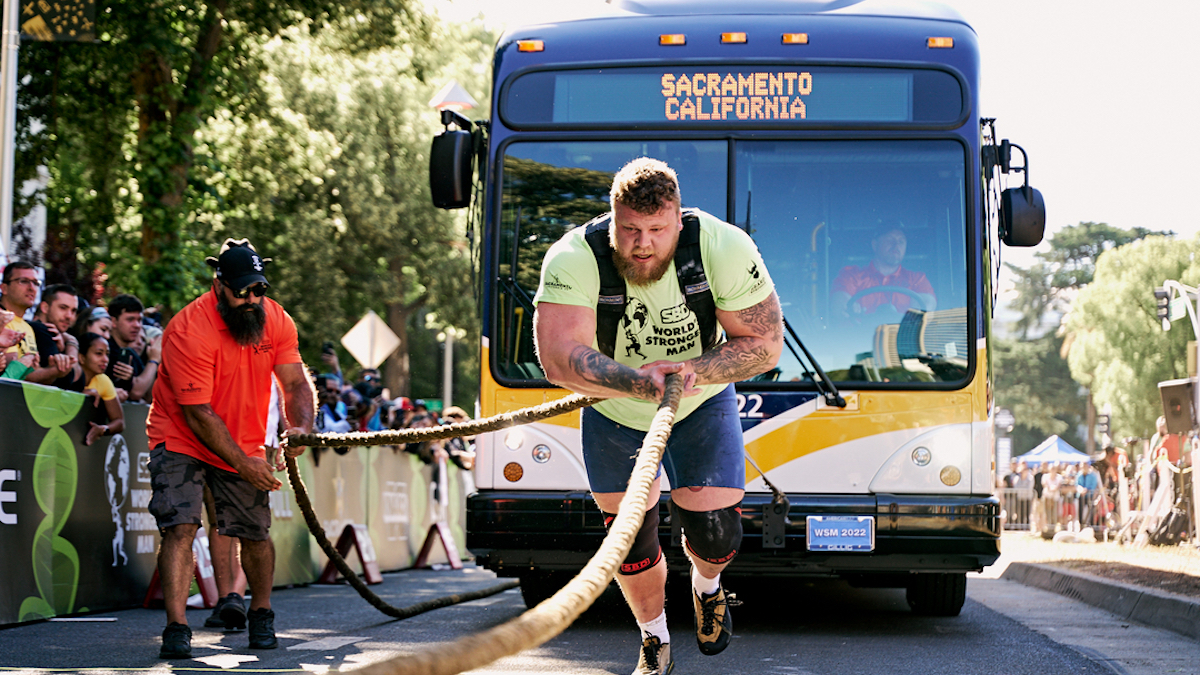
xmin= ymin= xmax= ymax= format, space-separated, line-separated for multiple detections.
xmin=806 ymin=515 xmax=875 ymax=552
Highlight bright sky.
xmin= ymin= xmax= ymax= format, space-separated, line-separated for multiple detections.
xmin=432 ymin=0 xmax=1200 ymax=272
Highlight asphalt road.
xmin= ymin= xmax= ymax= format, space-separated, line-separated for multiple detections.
xmin=2 ymin=564 xmax=1199 ymax=674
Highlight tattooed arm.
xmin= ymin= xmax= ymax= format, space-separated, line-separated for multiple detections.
xmin=687 ymin=291 xmax=784 ymax=386
xmin=534 ymin=302 xmax=689 ymax=400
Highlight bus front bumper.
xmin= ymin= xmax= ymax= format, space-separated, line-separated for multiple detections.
xmin=467 ymin=490 xmax=1000 ymax=579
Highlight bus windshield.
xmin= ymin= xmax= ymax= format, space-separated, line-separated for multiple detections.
xmin=495 ymin=139 xmax=969 ymax=386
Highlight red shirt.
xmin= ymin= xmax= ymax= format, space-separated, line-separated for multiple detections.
xmin=147 ymin=291 xmax=301 ymax=472
xmin=832 ymin=262 xmax=935 ymax=314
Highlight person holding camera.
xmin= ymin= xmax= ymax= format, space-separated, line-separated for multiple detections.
xmin=106 ymin=293 xmax=162 ymax=402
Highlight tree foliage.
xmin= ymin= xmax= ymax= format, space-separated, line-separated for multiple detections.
xmin=993 ymin=334 xmax=1085 ymax=454
xmin=19 ymin=0 xmax=433 ymax=310
xmin=1007 ymin=222 xmax=1171 ymax=333
xmin=1063 ymin=235 xmax=1200 ymax=441
xmin=193 ymin=18 xmax=494 ymax=397
xmin=19 ymin=3 xmax=497 ymax=401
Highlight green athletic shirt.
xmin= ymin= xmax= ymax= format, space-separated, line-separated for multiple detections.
xmin=533 ymin=209 xmax=774 ymax=430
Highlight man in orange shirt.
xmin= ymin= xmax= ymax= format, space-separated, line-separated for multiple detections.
xmin=830 ymin=223 xmax=936 ymax=318
xmin=146 ymin=239 xmax=314 ymax=659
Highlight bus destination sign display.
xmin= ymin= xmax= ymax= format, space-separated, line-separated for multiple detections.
xmin=503 ymin=66 xmax=962 ymax=126
xmin=661 ymin=71 xmax=814 ymax=121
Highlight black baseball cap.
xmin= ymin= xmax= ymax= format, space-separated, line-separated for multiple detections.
xmin=205 ymin=238 xmax=271 ymax=291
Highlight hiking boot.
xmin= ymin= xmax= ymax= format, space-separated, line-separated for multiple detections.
xmin=247 ymin=607 xmax=278 ymax=649
xmin=631 ymin=634 xmax=672 ymax=675
xmin=218 ymin=593 xmax=247 ymax=630
xmin=693 ymin=585 xmax=737 ymax=656
xmin=159 ymin=622 xmax=192 ymax=659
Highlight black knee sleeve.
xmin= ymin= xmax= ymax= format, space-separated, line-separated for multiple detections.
xmin=676 ymin=504 xmax=743 ymax=566
xmin=602 ymin=507 xmax=663 ymax=576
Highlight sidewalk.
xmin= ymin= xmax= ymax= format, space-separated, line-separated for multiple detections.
xmin=982 ymin=533 xmax=1200 ymax=643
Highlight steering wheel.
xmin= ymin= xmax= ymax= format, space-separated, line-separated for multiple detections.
xmin=846 ymin=285 xmax=928 ymax=313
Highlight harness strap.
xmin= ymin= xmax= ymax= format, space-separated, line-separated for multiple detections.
xmin=584 ymin=208 xmax=719 ymax=359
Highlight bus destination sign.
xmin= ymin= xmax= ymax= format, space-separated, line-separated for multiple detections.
xmin=503 ymin=66 xmax=963 ymax=127
xmin=661 ymin=71 xmax=812 ymax=121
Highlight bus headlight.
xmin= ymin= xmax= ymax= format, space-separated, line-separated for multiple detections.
xmin=868 ymin=424 xmax=971 ymax=494
xmin=911 ymin=447 xmax=931 ymax=466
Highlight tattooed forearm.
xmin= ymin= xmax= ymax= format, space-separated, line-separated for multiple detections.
xmin=738 ymin=297 xmax=784 ymax=344
xmin=691 ymin=339 xmax=773 ymax=384
xmin=693 ymin=296 xmax=783 ymax=384
xmin=568 ymin=345 xmax=658 ymax=399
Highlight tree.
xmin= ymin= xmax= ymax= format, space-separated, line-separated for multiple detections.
xmin=1007 ymin=222 xmax=1171 ymax=333
xmin=194 ymin=18 xmax=495 ymax=396
xmin=19 ymin=0 xmax=422 ymax=311
xmin=1063 ymin=235 xmax=1200 ymax=441
xmin=993 ymin=334 xmax=1086 ymax=454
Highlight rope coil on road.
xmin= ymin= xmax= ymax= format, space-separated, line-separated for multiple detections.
xmin=285 ymin=457 xmax=520 ymax=619
xmin=349 ymin=373 xmax=683 ymax=675
xmin=280 ymin=391 xmax=604 ymax=620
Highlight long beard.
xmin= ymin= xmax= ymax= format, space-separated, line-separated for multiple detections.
xmin=217 ymin=291 xmax=267 ymax=346
xmin=611 ymin=243 xmax=675 ymax=287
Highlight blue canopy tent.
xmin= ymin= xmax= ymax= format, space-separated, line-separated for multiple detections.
xmin=1013 ymin=435 xmax=1091 ymax=465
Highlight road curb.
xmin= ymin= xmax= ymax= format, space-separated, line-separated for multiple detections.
xmin=1002 ymin=561 xmax=1200 ymax=641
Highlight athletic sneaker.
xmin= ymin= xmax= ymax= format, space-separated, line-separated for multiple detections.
xmin=219 ymin=593 xmax=247 ymax=630
xmin=159 ymin=622 xmax=192 ymax=659
xmin=247 ymin=607 xmax=278 ymax=649
xmin=693 ymin=586 xmax=737 ymax=656
xmin=203 ymin=593 xmax=246 ymax=629
xmin=631 ymin=634 xmax=673 ymax=675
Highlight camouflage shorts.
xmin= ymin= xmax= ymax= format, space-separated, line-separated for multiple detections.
xmin=147 ymin=444 xmax=271 ymax=541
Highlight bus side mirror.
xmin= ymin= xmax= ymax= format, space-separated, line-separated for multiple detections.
xmin=430 ymin=129 xmax=474 ymax=210
xmin=1001 ymin=184 xmax=1045 ymax=247
xmin=996 ymin=139 xmax=1045 ymax=247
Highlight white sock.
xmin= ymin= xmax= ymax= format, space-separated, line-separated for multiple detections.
xmin=638 ymin=610 xmax=670 ymax=644
xmin=692 ymin=566 xmax=720 ymax=597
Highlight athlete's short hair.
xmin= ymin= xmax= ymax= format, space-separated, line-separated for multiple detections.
xmin=610 ymin=157 xmax=681 ymax=215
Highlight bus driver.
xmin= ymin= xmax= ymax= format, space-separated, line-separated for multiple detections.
xmin=831 ymin=221 xmax=936 ymax=318
xmin=533 ymin=157 xmax=783 ymax=675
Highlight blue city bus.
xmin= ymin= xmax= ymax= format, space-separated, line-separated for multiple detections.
xmin=430 ymin=0 xmax=1044 ymax=616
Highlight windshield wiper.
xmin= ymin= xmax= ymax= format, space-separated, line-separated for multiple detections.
xmin=782 ymin=316 xmax=846 ymax=408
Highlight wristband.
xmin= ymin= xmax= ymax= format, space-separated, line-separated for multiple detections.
xmin=148 ymin=360 xmax=159 ymax=366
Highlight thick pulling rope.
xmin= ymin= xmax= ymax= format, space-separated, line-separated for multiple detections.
xmin=281 ymin=391 xmax=606 ymax=618
xmin=285 ymin=457 xmax=520 ymax=618
xmin=287 ymin=393 xmax=603 ymax=449
xmin=350 ymin=374 xmax=682 ymax=675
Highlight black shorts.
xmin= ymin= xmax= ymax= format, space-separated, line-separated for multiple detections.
xmin=147 ymin=444 xmax=272 ymax=541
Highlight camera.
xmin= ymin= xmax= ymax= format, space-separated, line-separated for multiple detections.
xmin=321 ymin=341 xmax=336 ymax=354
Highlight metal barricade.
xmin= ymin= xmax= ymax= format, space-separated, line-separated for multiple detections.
xmin=1001 ymin=487 xmax=1112 ymax=534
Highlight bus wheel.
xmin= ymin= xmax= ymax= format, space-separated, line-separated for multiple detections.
xmin=906 ymin=572 xmax=966 ymax=616
xmin=519 ymin=570 xmax=572 ymax=609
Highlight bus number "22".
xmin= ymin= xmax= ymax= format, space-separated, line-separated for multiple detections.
xmin=736 ymin=394 xmax=765 ymax=418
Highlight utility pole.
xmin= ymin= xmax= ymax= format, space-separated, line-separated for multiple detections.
xmin=0 ymin=0 xmax=19 ymax=264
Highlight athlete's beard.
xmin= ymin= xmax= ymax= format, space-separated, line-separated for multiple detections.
xmin=217 ymin=290 xmax=267 ymax=346
xmin=611 ymin=239 xmax=676 ymax=287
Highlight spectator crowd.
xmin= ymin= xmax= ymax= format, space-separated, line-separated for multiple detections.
xmin=3 ymin=258 xmax=473 ymax=467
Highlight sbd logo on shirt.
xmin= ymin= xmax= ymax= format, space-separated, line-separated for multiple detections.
xmin=180 ymin=382 xmax=203 ymax=394
xmin=252 ymin=341 xmax=274 ymax=356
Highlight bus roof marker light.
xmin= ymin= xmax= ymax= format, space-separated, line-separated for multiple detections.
xmin=927 ymin=37 xmax=954 ymax=48
xmin=721 ymin=32 xmax=747 ymax=44
xmin=517 ymin=39 xmax=544 ymax=52
xmin=659 ymin=34 xmax=686 ymax=46
xmin=782 ymin=33 xmax=809 ymax=45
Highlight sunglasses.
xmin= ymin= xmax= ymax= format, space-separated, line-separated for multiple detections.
xmin=222 ymin=280 xmax=268 ymax=299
